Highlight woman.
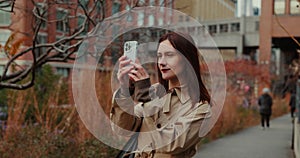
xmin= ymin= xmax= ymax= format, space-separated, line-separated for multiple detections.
xmin=258 ymin=87 xmax=273 ymax=129
xmin=111 ymin=32 xmax=211 ymax=158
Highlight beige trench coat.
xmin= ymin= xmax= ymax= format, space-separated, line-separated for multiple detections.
xmin=110 ymin=79 xmax=211 ymax=158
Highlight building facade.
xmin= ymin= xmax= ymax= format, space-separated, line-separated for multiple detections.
xmin=260 ymin=0 xmax=300 ymax=78
xmin=174 ymin=0 xmax=236 ymax=22
xmin=0 ymin=0 xmax=174 ymax=79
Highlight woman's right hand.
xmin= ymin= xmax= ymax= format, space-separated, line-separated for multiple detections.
xmin=117 ymin=56 xmax=134 ymax=89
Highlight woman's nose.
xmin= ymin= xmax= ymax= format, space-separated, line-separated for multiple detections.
xmin=158 ymin=57 xmax=167 ymax=66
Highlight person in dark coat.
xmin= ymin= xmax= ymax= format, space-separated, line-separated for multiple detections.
xmin=289 ymin=92 xmax=296 ymax=118
xmin=258 ymin=88 xmax=273 ymax=129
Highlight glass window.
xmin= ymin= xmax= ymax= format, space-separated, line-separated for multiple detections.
xmin=0 ymin=30 xmax=10 ymax=46
xmin=112 ymin=2 xmax=120 ymax=14
xmin=37 ymin=34 xmax=48 ymax=55
xmin=0 ymin=65 xmax=4 ymax=75
xmin=186 ymin=16 xmax=190 ymax=22
xmin=158 ymin=18 xmax=163 ymax=26
xmin=209 ymin=25 xmax=217 ymax=34
xmin=127 ymin=14 xmax=133 ymax=22
xmin=96 ymin=0 xmax=103 ymax=14
xmin=77 ymin=15 xmax=89 ymax=34
xmin=290 ymin=0 xmax=300 ymax=14
xmin=0 ymin=8 xmax=11 ymax=25
xmin=150 ymin=0 xmax=155 ymax=6
xmin=148 ymin=15 xmax=154 ymax=26
xmin=79 ymin=0 xmax=89 ymax=10
xmin=274 ymin=0 xmax=285 ymax=14
xmin=37 ymin=34 xmax=47 ymax=44
xmin=220 ymin=24 xmax=228 ymax=33
xmin=231 ymin=23 xmax=240 ymax=32
xmin=159 ymin=0 xmax=165 ymax=6
xmin=137 ymin=13 xmax=144 ymax=26
xmin=56 ymin=67 xmax=69 ymax=78
xmin=126 ymin=5 xmax=130 ymax=10
xmin=56 ymin=9 xmax=69 ymax=32
xmin=139 ymin=0 xmax=146 ymax=6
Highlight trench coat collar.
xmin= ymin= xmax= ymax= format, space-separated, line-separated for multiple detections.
xmin=162 ymin=85 xmax=190 ymax=113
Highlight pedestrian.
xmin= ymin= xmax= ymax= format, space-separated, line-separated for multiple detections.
xmin=289 ymin=92 xmax=296 ymax=118
xmin=258 ymin=87 xmax=273 ymax=130
xmin=111 ymin=32 xmax=212 ymax=157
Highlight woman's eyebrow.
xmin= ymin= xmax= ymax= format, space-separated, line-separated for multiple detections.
xmin=157 ymin=51 xmax=176 ymax=54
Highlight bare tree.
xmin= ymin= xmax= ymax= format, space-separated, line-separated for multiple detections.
xmin=0 ymin=0 xmax=15 ymax=12
xmin=0 ymin=0 xmax=102 ymax=89
xmin=0 ymin=0 xmax=174 ymax=90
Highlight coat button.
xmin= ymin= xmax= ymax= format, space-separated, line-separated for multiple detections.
xmin=156 ymin=123 xmax=161 ymax=128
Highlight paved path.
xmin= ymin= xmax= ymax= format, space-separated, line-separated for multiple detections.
xmin=193 ymin=114 xmax=294 ymax=158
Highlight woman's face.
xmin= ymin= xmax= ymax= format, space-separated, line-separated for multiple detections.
xmin=157 ymin=40 xmax=184 ymax=82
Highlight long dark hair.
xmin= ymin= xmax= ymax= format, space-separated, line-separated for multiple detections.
xmin=157 ymin=31 xmax=211 ymax=104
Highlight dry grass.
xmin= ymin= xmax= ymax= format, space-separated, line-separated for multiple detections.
xmin=0 ymin=70 xmax=290 ymax=157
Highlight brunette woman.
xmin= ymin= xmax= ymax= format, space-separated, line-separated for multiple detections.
xmin=111 ymin=32 xmax=211 ymax=158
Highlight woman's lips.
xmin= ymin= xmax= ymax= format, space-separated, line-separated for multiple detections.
xmin=161 ymin=69 xmax=170 ymax=73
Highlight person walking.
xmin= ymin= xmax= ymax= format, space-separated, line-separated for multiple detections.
xmin=289 ymin=92 xmax=296 ymax=118
xmin=258 ymin=88 xmax=273 ymax=130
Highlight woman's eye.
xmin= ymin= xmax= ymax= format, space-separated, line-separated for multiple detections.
xmin=166 ymin=53 xmax=174 ymax=56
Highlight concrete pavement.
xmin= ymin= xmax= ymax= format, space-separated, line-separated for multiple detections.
xmin=194 ymin=114 xmax=294 ymax=158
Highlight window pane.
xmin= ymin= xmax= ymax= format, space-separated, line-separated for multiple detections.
xmin=79 ymin=0 xmax=89 ymax=9
xmin=209 ymin=25 xmax=217 ymax=34
xmin=158 ymin=18 xmax=163 ymax=26
xmin=56 ymin=67 xmax=69 ymax=78
xmin=0 ymin=8 xmax=11 ymax=25
xmin=0 ymin=65 xmax=4 ymax=75
xmin=274 ymin=0 xmax=285 ymax=14
xmin=37 ymin=34 xmax=48 ymax=54
xmin=112 ymin=2 xmax=120 ymax=14
xmin=77 ymin=16 xmax=88 ymax=34
xmin=56 ymin=10 xmax=69 ymax=32
xmin=148 ymin=15 xmax=154 ymax=26
xmin=0 ymin=30 xmax=10 ymax=45
xmin=290 ymin=0 xmax=300 ymax=14
xmin=150 ymin=0 xmax=155 ymax=6
xmin=159 ymin=0 xmax=164 ymax=6
xmin=231 ymin=23 xmax=240 ymax=32
xmin=139 ymin=0 xmax=146 ymax=5
xmin=138 ymin=13 xmax=144 ymax=26
xmin=220 ymin=24 xmax=228 ymax=33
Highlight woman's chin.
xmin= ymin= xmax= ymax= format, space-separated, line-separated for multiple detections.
xmin=162 ymin=76 xmax=170 ymax=80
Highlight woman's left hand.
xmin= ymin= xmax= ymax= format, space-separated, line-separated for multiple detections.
xmin=128 ymin=61 xmax=149 ymax=82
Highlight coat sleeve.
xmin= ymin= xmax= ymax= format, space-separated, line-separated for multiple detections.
xmin=110 ymin=78 xmax=152 ymax=133
xmin=258 ymin=96 xmax=262 ymax=106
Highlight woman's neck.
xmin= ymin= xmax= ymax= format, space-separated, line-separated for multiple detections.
xmin=168 ymin=77 xmax=183 ymax=89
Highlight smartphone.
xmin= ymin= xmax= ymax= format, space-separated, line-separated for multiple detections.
xmin=124 ymin=41 xmax=138 ymax=62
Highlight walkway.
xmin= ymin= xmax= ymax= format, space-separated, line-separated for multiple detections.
xmin=194 ymin=114 xmax=294 ymax=158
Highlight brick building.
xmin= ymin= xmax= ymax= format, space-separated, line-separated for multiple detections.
xmin=0 ymin=0 xmax=174 ymax=79
xmin=260 ymin=0 xmax=300 ymax=77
